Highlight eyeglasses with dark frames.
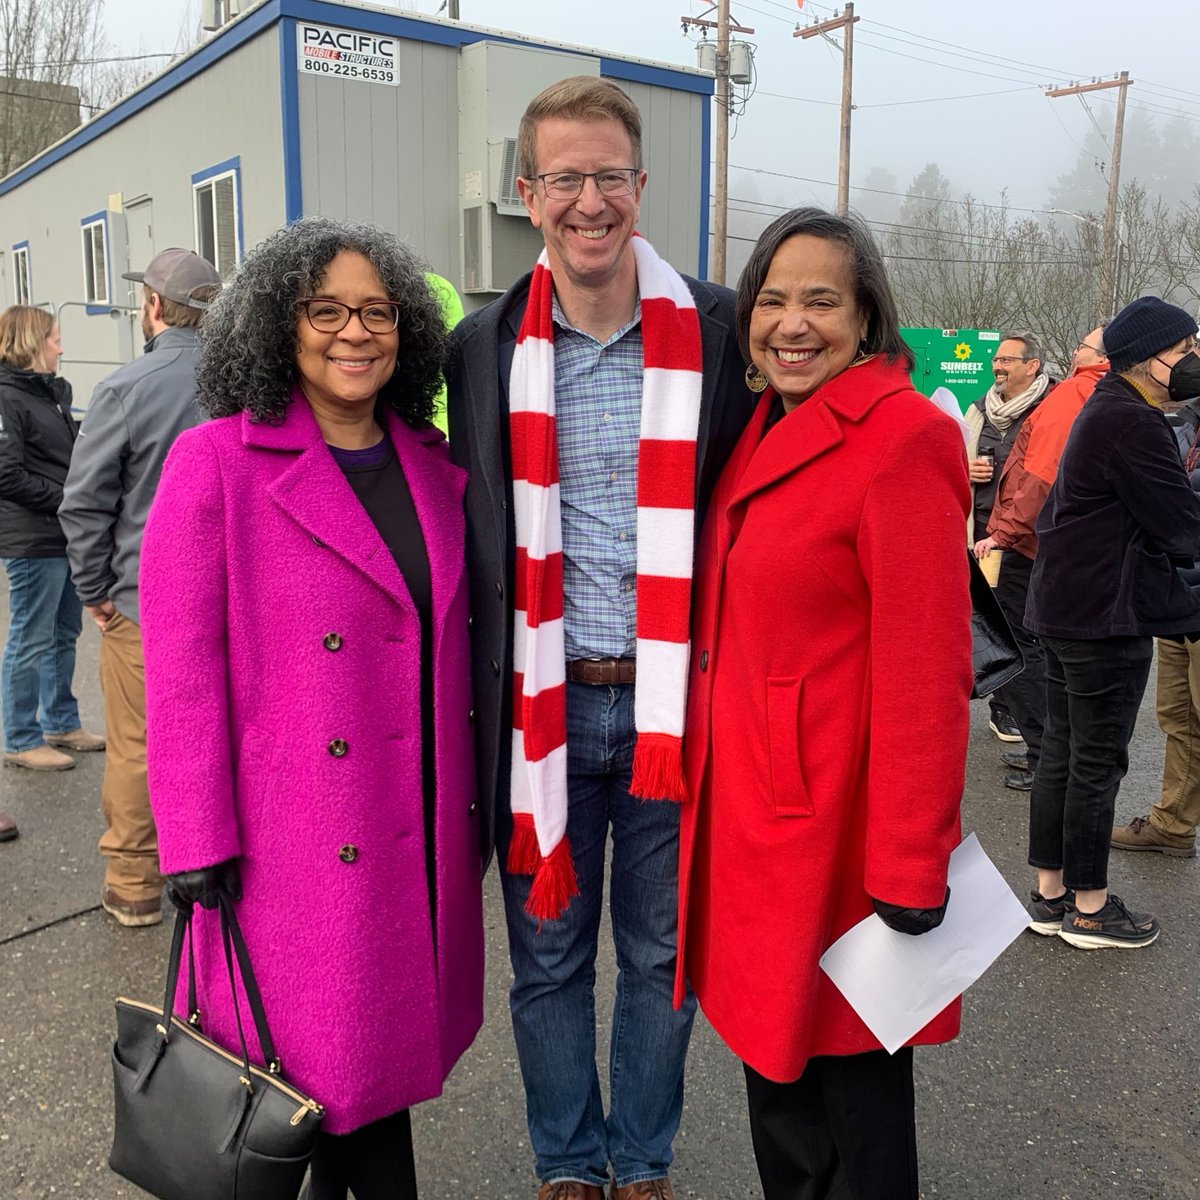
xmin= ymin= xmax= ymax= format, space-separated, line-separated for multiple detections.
xmin=991 ymin=355 xmax=1031 ymax=365
xmin=529 ymin=169 xmax=640 ymax=200
xmin=1075 ymin=342 xmax=1102 ymax=355
xmin=297 ymin=299 xmax=401 ymax=334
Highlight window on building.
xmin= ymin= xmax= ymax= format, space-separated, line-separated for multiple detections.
xmin=81 ymin=217 xmax=109 ymax=305
xmin=12 ymin=244 xmax=30 ymax=304
xmin=192 ymin=159 xmax=241 ymax=279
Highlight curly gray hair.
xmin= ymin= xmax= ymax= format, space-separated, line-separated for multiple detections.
xmin=197 ymin=217 xmax=446 ymax=426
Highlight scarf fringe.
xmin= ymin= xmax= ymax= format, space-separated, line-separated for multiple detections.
xmin=630 ymin=733 xmax=689 ymax=803
xmin=524 ymin=837 xmax=579 ymax=922
xmin=506 ymin=812 xmax=542 ymax=875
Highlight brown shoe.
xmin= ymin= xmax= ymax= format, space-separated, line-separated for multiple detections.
xmin=101 ymin=886 xmax=163 ymax=928
xmin=0 ymin=812 xmax=18 ymax=842
xmin=610 ymin=1182 xmax=675 ymax=1200
xmin=45 ymin=727 xmax=106 ymax=752
xmin=537 ymin=1184 xmax=605 ymax=1200
xmin=4 ymin=744 xmax=75 ymax=771
xmin=1111 ymin=815 xmax=1196 ymax=858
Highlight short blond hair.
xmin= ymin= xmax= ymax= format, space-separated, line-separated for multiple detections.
xmin=0 ymin=305 xmax=54 ymax=369
xmin=517 ymin=76 xmax=643 ymax=179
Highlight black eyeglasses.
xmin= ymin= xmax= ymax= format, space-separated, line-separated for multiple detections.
xmin=297 ymin=299 xmax=401 ymax=334
xmin=991 ymin=355 xmax=1031 ymax=366
xmin=529 ymin=169 xmax=640 ymax=199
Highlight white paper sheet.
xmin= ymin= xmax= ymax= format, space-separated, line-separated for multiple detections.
xmin=818 ymin=833 xmax=1030 ymax=1054
xmin=928 ymin=386 xmax=974 ymax=449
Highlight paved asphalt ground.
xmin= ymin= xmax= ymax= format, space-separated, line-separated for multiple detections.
xmin=2 ymin=604 xmax=1198 ymax=1199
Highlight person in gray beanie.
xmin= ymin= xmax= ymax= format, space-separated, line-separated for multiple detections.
xmin=1022 ymin=296 xmax=1200 ymax=949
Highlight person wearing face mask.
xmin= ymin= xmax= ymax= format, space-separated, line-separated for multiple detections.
xmin=1024 ymin=296 xmax=1200 ymax=949
xmin=964 ymin=334 xmax=1054 ymax=750
xmin=1111 ymin=340 xmax=1200 ymax=860
xmin=0 ymin=306 xmax=105 ymax=774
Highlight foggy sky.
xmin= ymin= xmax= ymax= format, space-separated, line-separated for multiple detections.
xmin=102 ymin=0 xmax=1200 ymax=217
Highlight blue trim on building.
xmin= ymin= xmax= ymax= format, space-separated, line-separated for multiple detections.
xmin=698 ymin=100 xmax=711 ymax=281
xmin=192 ymin=156 xmax=246 ymax=265
xmin=279 ymin=19 xmax=303 ymax=221
xmin=79 ymin=210 xmax=112 ymax=313
xmin=600 ymin=56 xmax=713 ymax=96
xmin=0 ymin=1 xmax=283 ymax=198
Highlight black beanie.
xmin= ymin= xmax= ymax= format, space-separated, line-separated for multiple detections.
xmin=1103 ymin=296 xmax=1197 ymax=372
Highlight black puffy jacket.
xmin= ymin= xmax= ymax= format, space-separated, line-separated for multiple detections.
xmin=0 ymin=364 xmax=76 ymax=557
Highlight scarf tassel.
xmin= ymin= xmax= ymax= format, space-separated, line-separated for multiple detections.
xmin=507 ymin=814 xmax=580 ymax=922
xmin=630 ymin=733 xmax=689 ymax=804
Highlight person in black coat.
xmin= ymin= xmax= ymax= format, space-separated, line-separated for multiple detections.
xmin=0 ymin=306 xmax=104 ymax=773
xmin=1024 ymin=296 xmax=1200 ymax=949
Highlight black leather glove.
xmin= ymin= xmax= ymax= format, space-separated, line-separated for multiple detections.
xmin=872 ymin=886 xmax=951 ymax=935
xmin=166 ymin=858 xmax=243 ymax=913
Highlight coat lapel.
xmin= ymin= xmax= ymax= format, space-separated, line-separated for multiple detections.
xmin=387 ymin=412 xmax=467 ymax=638
xmin=251 ymin=401 xmax=411 ymax=608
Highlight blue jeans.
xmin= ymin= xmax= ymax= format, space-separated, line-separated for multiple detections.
xmin=499 ymin=681 xmax=697 ymax=1188
xmin=2 ymin=556 xmax=82 ymax=751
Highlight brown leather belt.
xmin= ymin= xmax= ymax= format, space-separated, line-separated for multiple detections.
xmin=567 ymin=657 xmax=637 ymax=685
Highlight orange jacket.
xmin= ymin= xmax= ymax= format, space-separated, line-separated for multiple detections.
xmin=987 ymin=362 xmax=1107 ymax=558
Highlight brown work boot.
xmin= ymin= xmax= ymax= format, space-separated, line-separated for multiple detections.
xmin=4 ymin=744 xmax=75 ymax=771
xmin=101 ymin=886 xmax=163 ymax=928
xmin=1111 ymin=815 xmax=1196 ymax=858
xmin=0 ymin=812 xmax=18 ymax=842
xmin=537 ymin=1184 xmax=605 ymax=1200
xmin=45 ymin=727 xmax=106 ymax=752
xmin=610 ymin=1182 xmax=676 ymax=1199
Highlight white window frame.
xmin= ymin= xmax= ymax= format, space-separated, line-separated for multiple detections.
xmin=80 ymin=216 xmax=110 ymax=307
xmin=192 ymin=158 xmax=242 ymax=279
xmin=11 ymin=243 xmax=30 ymax=304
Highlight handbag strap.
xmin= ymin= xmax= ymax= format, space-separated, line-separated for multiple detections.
xmin=217 ymin=893 xmax=281 ymax=1071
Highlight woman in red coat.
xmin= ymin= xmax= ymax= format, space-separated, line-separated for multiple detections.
xmin=674 ymin=208 xmax=973 ymax=1199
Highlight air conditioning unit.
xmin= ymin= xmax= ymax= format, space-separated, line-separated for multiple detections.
xmin=490 ymin=138 xmax=525 ymax=217
xmin=200 ymin=0 xmax=241 ymax=32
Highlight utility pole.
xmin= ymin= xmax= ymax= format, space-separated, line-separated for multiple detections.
xmin=795 ymin=3 xmax=859 ymax=216
xmin=682 ymin=5 xmax=754 ymax=284
xmin=447 ymin=1 xmax=460 ymax=17
xmin=1046 ymin=71 xmax=1132 ymax=319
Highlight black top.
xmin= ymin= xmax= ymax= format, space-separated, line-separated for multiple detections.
xmin=0 ymin=365 xmax=76 ymax=557
xmin=1027 ymin=372 xmax=1200 ymax=639
xmin=331 ymin=436 xmax=437 ymax=919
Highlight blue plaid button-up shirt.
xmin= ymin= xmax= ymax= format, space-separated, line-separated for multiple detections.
xmin=552 ymin=293 xmax=643 ymax=660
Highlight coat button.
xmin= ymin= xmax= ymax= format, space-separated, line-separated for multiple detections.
xmin=495 ymin=581 xmax=503 ymax=598
xmin=490 ymin=659 xmax=500 ymax=676
xmin=468 ymin=614 xmax=474 ymax=629
xmin=323 ymin=632 xmax=343 ymax=651
xmin=699 ymin=650 xmax=709 ymax=671
xmin=328 ymin=738 xmax=348 ymax=757
xmin=338 ymin=844 xmax=358 ymax=863
xmin=468 ymin=708 xmax=475 ymax=723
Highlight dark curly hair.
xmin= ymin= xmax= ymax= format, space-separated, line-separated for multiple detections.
xmin=197 ymin=217 xmax=446 ymax=426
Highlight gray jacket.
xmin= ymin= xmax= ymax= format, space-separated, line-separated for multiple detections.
xmin=59 ymin=325 xmax=203 ymax=624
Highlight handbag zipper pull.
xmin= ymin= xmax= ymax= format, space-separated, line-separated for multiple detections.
xmin=290 ymin=1098 xmax=322 ymax=1126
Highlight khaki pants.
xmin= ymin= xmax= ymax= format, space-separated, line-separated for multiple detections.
xmin=1153 ymin=637 xmax=1200 ymax=841
xmin=97 ymin=612 xmax=161 ymax=899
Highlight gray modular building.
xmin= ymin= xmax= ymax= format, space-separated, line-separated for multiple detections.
xmin=0 ymin=0 xmax=713 ymax=403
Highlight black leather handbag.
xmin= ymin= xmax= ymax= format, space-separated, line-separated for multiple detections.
xmin=110 ymin=894 xmax=324 ymax=1200
xmin=968 ymin=550 xmax=1025 ymax=699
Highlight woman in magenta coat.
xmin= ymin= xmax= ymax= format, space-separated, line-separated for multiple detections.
xmin=140 ymin=219 xmax=483 ymax=1198
xmin=674 ymin=209 xmax=973 ymax=1199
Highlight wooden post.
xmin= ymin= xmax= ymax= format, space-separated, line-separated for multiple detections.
xmin=712 ymin=0 xmax=731 ymax=285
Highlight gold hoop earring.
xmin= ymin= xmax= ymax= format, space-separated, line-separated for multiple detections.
xmin=745 ymin=363 xmax=768 ymax=393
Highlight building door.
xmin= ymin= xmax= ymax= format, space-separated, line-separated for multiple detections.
xmin=124 ymin=197 xmax=154 ymax=358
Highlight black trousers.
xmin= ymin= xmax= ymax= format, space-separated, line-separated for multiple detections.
xmin=992 ymin=551 xmax=1046 ymax=772
xmin=743 ymin=1048 xmax=917 ymax=1200
xmin=1028 ymin=635 xmax=1153 ymax=890
xmin=308 ymin=1109 xmax=418 ymax=1200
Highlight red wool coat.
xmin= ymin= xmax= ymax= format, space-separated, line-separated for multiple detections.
xmin=674 ymin=357 xmax=974 ymax=1083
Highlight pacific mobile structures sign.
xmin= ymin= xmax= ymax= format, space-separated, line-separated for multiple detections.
xmin=296 ymin=21 xmax=400 ymax=86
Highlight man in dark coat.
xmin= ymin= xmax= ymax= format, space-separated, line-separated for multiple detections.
xmin=446 ymin=77 xmax=752 ymax=1200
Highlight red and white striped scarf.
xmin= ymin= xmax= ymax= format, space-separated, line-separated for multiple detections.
xmin=506 ymin=234 xmax=703 ymax=920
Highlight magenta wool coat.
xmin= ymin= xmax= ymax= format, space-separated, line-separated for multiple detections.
xmin=140 ymin=397 xmax=484 ymax=1134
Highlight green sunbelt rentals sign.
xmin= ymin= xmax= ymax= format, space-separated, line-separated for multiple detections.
xmin=902 ymin=328 xmax=1000 ymax=414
